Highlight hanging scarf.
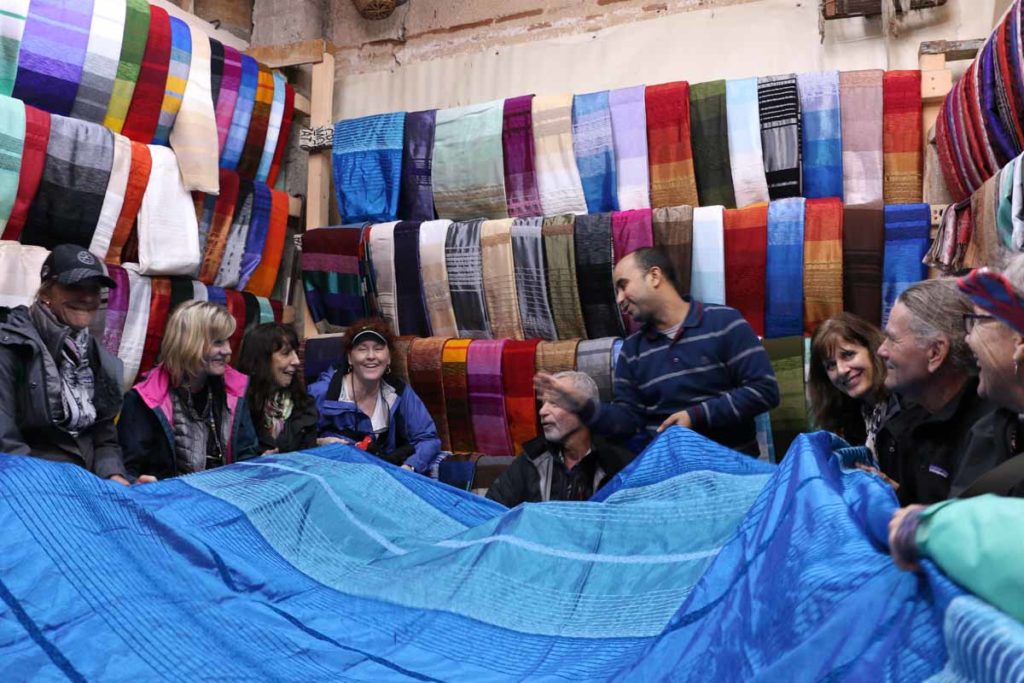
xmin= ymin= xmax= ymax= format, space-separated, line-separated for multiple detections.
xmin=965 ymin=172 xmax=1003 ymax=269
xmin=168 ymin=276 xmax=193 ymax=318
xmin=571 ymin=90 xmax=618 ymax=213
xmin=466 ymin=339 xmax=514 ymax=456
xmin=535 ymin=339 xmax=579 ymax=375
xmin=119 ymin=264 xmax=151 ymax=389
xmin=980 ymin=40 xmax=1016 ymax=168
xmin=11 ymin=0 xmax=92 ymax=116
xmin=842 ymin=206 xmax=885 ymax=327
xmin=101 ymin=264 xmax=129 ymax=357
xmin=0 ymin=95 xmax=24 ymax=232
xmin=369 ymin=221 xmax=399 ymax=332
xmin=221 ymin=55 xmax=258 ymax=170
xmin=757 ymin=74 xmax=802 ymax=199
xmin=300 ymin=224 xmax=366 ymax=326
xmin=511 ymin=217 xmax=558 ymax=340
xmin=408 ymin=337 xmax=451 ymax=451
xmin=169 ymin=24 xmax=219 ymax=194
xmin=803 ymin=198 xmax=844 ymax=334
xmin=645 ymin=81 xmax=699 ymax=208
xmin=257 ymin=297 xmax=274 ymax=324
xmin=120 ymin=5 xmax=171 ymax=144
xmin=652 ymin=205 xmax=693 ymax=296
xmin=690 ymin=80 xmax=736 ymax=208
xmin=797 ymin=71 xmax=844 ymax=199
xmin=333 ymin=112 xmax=405 ymax=223
xmin=245 ymin=189 xmax=289 ymax=297
xmin=608 ymin=85 xmax=651 ymax=211
xmin=501 ymin=95 xmax=543 ymax=218
xmin=209 ymin=39 xmax=224 ymax=105
xmin=236 ymin=181 xmax=272 ymax=289
xmin=501 ymin=338 xmax=542 ymax=449
xmin=611 ymin=209 xmax=654 ymax=263
xmin=432 ymin=100 xmax=508 ymax=220
xmin=70 ymin=0 xmax=125 ymax=124
xmin=839 ymin=70 xmax=884 ymax=207
xmin=256 ymin=71 xmax=287 ymax=182
xmin=105 ymin=139 xmax=152 ymax=265
xmin=725 ymin=78 xmax=770 ymax=207
xmin=441 ymin=338 xmax=475 ymax=453
xmin=139 ymin=277 xmax=171 ymax=374
xmin=88 ymin=133 xmax=131 ymax=258
xmin=883 ymin=70 xmax=924 ymax=204
xmin=394 ymin=221 xmax=432 ymax=337
xmin=998 ymin=156 xmax=1016 ymax=249
xmin=4 ymin=103 xmax=47 ymax=241
xmin=882 ymin=203 xmax=931 ymax=326
xmin=214 ymin=178 xmax=254 ymax=288
xmin=102 ymin=0 xmax=149 ymax=134
xmin=398 ymin=109 xmax=437 ymax=221
xmin=690 ymin=205 xmax=726 ymax=305
xmin=723 ymin=204 xmax=768 ymax=337
xmin=197 ymin=169 xmax=240 ymax=283
xmin=266 ymin=82 xmax=294 ymax=188
xmin=215 ymin=44 xmax=242 ymax=154
xmin=390 ymin=336 xmax=413 ymax=386
xmin=263 ymin=390 xmax=293 ymax=441
xmin=541 ymin=214 xmax=586 ymax=340
xmin=532 ymin=94 xmax=588 ymax=215
xmin=764 ymin=198 xmax=805 ymax=338
xmin=574 ymin=213 xmax=625 ymax=338
xmin=0 ymin=0 xmax=29 ymax=97
xmin=137 ymin=145 xmax=201 ymax=276
xmin=445 ymin=218 xmax=492 ymax=338
xmin=575 ymin=337 xmax=618 ymax=403
xmin=152 ymin=16 xmax=191 ymax=145
xmin=418 ymin=219 xmax=458 ymax=338
xmin=31 ymin=304 xmax=97 ymax=435
xmin=481 ymin=218 xmax=524 ymax=340
xmin=237 ymin=65 xmax=274 ymax=178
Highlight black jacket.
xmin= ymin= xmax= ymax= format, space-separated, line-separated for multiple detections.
xmin=956 ymin=408 xmax=1024 ymax=497
xmin=875 ymin=377 xmax=995 ymax=505
xmin=255 ymin=397 xmax=319 ymax=453
xmin=0 ymin=305 xmax=126 ymax=479
xmin=486 ymin=435 xmax=636 ymax=507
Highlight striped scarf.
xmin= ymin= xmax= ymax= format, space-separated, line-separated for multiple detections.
xmin=690 ymin=205 xmax=726 ymax=305
xmin=198 ymin=168 xmax=239 ymax=283
xmin=168 ymin=23 xmax=219 ymax=194
xmin=757 ymin=74 xmax=802 ymax=199
xmin=725 ymin=78 xmax=770 ymax=207
xmin=237 ymin=64 xmax=274 ymax=178
xmin=394 ymin=221 xmax=432 ymax=337
xmin=209 ymin=39 xmax=223 ymax=104
xmin=445 ymin=218 xmax=492 ymax=338
xmin=119 ymin=263 xmax=151 ymax=389
xmin=842 ymin=206 xmax=885 ymax=327
xmin=214 ymin=178 xmax=254 ymax=288
xmin=89 ymin=133 xmax=132 ymax=258
xmin=883 ymin=70 xmax=924 ymax=204
xmin=839 ymin=70 xmax=884 ymax=207
xmin=333 ymin=112 xmax=405 ymax=222
xmin=481 ymin=218 xmax=524 ymax=340
xmin=441 ymin=339 xmax=475 ymax=453
xmin=0 ymin=0 xmax=29 ymax=96
xmin=121 ymin=5 xmax=171 ymax=144
xmin=237 ymin=181 xmax=272 ymax=289
xmin=245 ymin=189 xmax=289 ymax=297
xmin=574 ymin=213 xmax=624 ymax=339
xmin=608 ymin=86 xmax=650 ymax=211
xmin=409 ymin=337 xmax=451 ymax=451
xmin=398 ymin=109 xmax=437 ymax=221
xmin=103 ymin=0 xmax=149 ymax=134
xmin=432 ymin=100 xmax=509 ymax=220
xmin=255 ymin=70 xmax=287 ymax=182
xmin=70 ymin=0 xmax=126 ymax=124
xmin=690 ymin=80 xmax=736 ymax=208
xmin=501 ymin=95 xmax=542 ymax=218
xmin=882 ymin=203 xmax=930 ymax=326
xmin=105 ymin=139 xmax=151 ymax=265
xmin=645 ymin=81 xmax=698 ymax=208
xmin=102 ymin=264 xmax=129 ymax=356
xmin=511 ymin=217 xmax=558 ymax=340
xmin=803 ymin=198 xmax=844 ymax=334
xmin=0 ymin=94 xmax=24 ymax=232
xmin=532 ymin=94 xmax=588 ymax=215
xmin=502 ymin=338 xmax=542 ymax=449
xmin=215 ymin=44 xmax=242 ymax=154
xmin=466 ymin=339 xmax=514 ymax=456
xmin=221 ymin=54 xmax=258 ymax=170
xmin=418 ymin=219 xmax=458 ymax=338
xmin=535 ymin=339 xmax=579 ymax=375
xmin=542 ymin=214 xmax=586 ymax=340
xmin=152 ymin=16 xmax=191 ymax=145
xmin=798 ymin=71 xmax=844 ymax=200
xmin=723 ymin=204 xmax=769 ymax=337
xmin=651 ymin=205 xmax=693 ymax=296
xmin=12 ymin=0 xmax=93 ymax=116
xmin=4 ymin=103 xmax=48 ymax=241
xmin=571 ymin=91 xmax=618 ymax=213
xmin=576 ymin=337 xmax=618 ymax=403
xmin=266 ymin=82 xmax=294 ymax=188
xmin=369 ymin=221 xmax=399 ymax=331
xmin=764 ymin=198 xmax=805 ymax=338
xmin=300 ymin=224 xmax=366 ymax=326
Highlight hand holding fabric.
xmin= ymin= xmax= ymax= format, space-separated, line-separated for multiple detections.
xmin=657 ymin=410 xmax=693 ymax=433
xmin=108 ymin=474 xmax=130 ymax=486
xmin=888 ymin=504 xmax=926 ymax=572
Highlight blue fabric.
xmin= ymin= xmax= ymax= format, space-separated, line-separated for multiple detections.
xmin=205 ymin=285 xmax=227 ymax=307
xmin=0 ymin=427 xmax=989 ymax=681
xmin=333 ymin=112 xmax=406 ymax=224
xmin=882 ymin=203 xmax=930 ymax=326
xmin=221 ymin=55 xmax=258 ymax=170
xmin=571 ymin=91 xmax=618 ymax=213
xmin=237 ymin=181 xmax=272 ymax=290
xmin=797 ymin=71 xmax=843 ymax=199
xmin=765 ymin=197 xmax=806 ymax=338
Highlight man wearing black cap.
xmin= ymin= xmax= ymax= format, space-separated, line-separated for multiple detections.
xmin=0 ymin=244 xmax=131 ymax=484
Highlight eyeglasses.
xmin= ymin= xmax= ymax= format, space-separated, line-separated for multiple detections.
xmin=963 ymin=312 xmax=997 ymax=334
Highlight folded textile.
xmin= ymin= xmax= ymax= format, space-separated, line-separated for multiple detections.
xmin=572 ymin=90 xmax=618 ymax=213
xmin=757 ymin=74 xmax=802 ymax=199
xmin=445 ymin=218 xmax=492 ymax=338
xmin=22 ymin=114 xmax=114 ymax=249
xmin=803 ymin=197 xmax=844 ymax=334
xmin=198 ymin=168 xmax=239 ymax=284
xmin=542 ymin=214 xmax=587 ymax=340
xmin=980 ymin=35 xmax=1015 ymax=167
xmin=191 ymin=279 xmax=208 ymax=302
xmin=214 ymin=44 xmax=241 ymax=154
xmin=842 ymin=206 xmax=885 ymax=327
xmin=882 ymin=203 xmax=931 ymax=326
xmin=119 ymin=263 xmax=151 ymax=389
xmin=433 ymin=100 xmax=508 ymax=220
xmin=245 ymin=189 xmax=288 ymax=298
xmin=765 ymin=198 xmax=805 ymax=338
xmin=441 ymin=338 xmax=476 ymax=453
xmin=839 ymin=70 xmax=884 ymax=207
xmin=535 ymin=339 xmax=579 ymax=375
xmin=152 ymin=16 xmax=191 ymax=145
xmin=398 ymin=109 xmax=437 ymax=221
xmin=300 ymin=224 xmax=366 ymax=326
xmin=467 ymin=339 xmax=514 ymax=456
xmin=104 ymin=139 xmax=151 ymax=265
xmin=576 ymin=336 xmax=618 ymax=402
xmin=652 ymin=205 xmax=693 ymax=296
xmin=237 ymin=182 xmax=272 ymax=289
xmin=266 ymin=82 xmax=293 ymax=188
xmin=419 ymin=219 xmax=458 ymax=337
xmin=237 ymin=65 xmax=274 ymax=178
xmin=725 ymin=78 xmax=770 ymax=207
xmin=690 ymin=205 xmax=726 ymax=305
xmin=997 ymin=156 xmax=1016 ymax=249
xmin=69 ymin=0 xmax=126 ymax=124
xmin=723 ymin=203 xmax=768 ymax=336
xmin=1013 ymin=152 xmax=1024 ymax=251
xmin=512 ymin=217 xmax=558 ymax=340
xmin=99 ymin=263 xmax=129 ymax=357
xmin=3 ymin=104 xmax=48 ymax=241
xmin=883 ymin=70 xmax=923 ymax=204
xmin=608 ymin=86 xmax=650 ymax=211
xmin=532 ymin=94 xmax=588 ymax=216
xmin=646 ymin=81 xmax=699 ymax=208
xmin=333 ymin=112 xmax=405 ymax=223
xmin=798 ymin=71 xmax=844 ymax=199
xmin=408 ymin=337 xmax=452 ymax=451
xmin=691 ymin=81 xmax=736 ymax=208
xmin=214 ymin=178 xmax=254 ymax=288
xmin=0 ymin=242 xmax=46 ymax=309
xmin=574 ymin=213 xmax=625 ymax=338
xmin=0 ymin=95 xmax=25 ymax=232
xmin=136 ymin=145 xmax=201 ymax=276
xmin=0 ymin=0 xmax=29 ymax=97
xmin=102 ymin=0 xmax=149 ymax=134
xmin=394 ymin=221 xmax=432 ymax=337
xmin=256 ymin=296 xmax=274 ymax=324
xmin=501 ymin=95 xmax=543 ymax=218
xmin=369 ymin=221 xmax=399 ymax=331
xmin=221 ymin=55 xmax=258 ymax=170
xmin=169 ymin=24 xmax=219 ymax=194
xmin=121 ymin=5 xmax=171 ymax=144
xmin=502 ymin=338 xmax=542 ymax=450
xmin=11 ymin=0 xmax=92 ymax=116
xmin=89 ymin=133 xmax=132 ymax=258
xmin=256 ymin=71 xmax=287 ymax=183
xmin=481 ymin=218 xmax=524 ymax=340
xmin=965 ymin=172 xmax=1002 ymax=269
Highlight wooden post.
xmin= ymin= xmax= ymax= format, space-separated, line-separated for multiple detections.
xmin=306 ymin=52 xmax=335 ymax=233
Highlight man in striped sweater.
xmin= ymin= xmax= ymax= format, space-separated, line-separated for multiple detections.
xmin=536 ymin=247 xmax=779 ymax=455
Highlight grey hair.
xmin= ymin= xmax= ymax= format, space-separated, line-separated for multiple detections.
xmin=553 ymin=370 xmax=600 ymax=405
xmin=896 ymin=278 xmax=976 ymax=374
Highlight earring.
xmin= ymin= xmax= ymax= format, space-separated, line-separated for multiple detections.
xmin=42 ymin=300 xmax=50 ymax=306
xmin=386 ymin=364 xmax=391 ymax=374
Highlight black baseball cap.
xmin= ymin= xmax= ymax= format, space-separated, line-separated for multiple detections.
xmin=40 ymin=244 xmax=117 ymax=289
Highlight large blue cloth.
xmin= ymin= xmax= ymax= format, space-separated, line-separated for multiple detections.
xmin=0 ymin=427 xmax=1006 ymax=681
xmin=765 ymin=197 xmax=806 ymax=338
xmin=333 ymin=112 xmax=406 ymax=223
xmin=882 ymin=203 xmax=930 ymax=326
xmin=797 ymin=71 xmax=843 ymax=199
xmin=571 ymin=91 xmax=619 ymax=213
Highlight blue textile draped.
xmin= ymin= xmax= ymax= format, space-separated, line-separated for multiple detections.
xmin=765 ymin=197 xmax=806 ymax=338
xmin=882 ymin=203 xmax=930 ymax=326
xmin=333 ymin=112 xmax=406 ymax=223
xmin=0 ymin=427 xmax=1009 ymax=681
xmin=571 ymin=91 xmax=619 ymax=213
xmin=797 ymin=71 xmax=844 ymax=199
xmin=237 ymin=181 xmax=271 ymax=290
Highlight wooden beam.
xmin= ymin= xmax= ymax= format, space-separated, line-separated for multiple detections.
xmin=293 ymin=92 xmax=311 ymax=117
xmin=919 ymin=39 xmax=985 ymax=62
xmin=244 ymin=38 xmax=332 ymax=69
xmin=306 ymin=51 xmax=335 ymax=233
xmin=288 ymin=195 xmax=302 ymax=218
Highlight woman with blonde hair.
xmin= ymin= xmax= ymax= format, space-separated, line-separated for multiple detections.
xmin=118 ymin=301 xmax=259 ymax=479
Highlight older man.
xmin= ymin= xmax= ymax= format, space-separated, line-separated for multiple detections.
xmin=875 ymin=279 xmax=995 ymax=505
xmin=486 ymin=371 xmax=635 ymax=506
xmin=535 ymin=247 xmax=779 ymax=455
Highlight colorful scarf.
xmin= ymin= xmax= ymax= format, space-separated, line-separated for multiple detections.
xmin=441 ymin=338 xmax=475 ymax=453
xmin=0 ymin=0 xmax=29 ymax=96
xmin=611 ymin=209 xmax=654 ymax=263
xmin=419 ymin=219 xmax=458 ymax=338
xmin=409 ymin=337 xmax=452 ymax=451
xmin=237 ymin=181 xmax=272 ymax=289
xmin=11 ymin=0 xmax=92 ymax=116
xmin=481 ymin=218 xmax=524 ymax=340
xmin=121 ymin=5 xmax=171 ymax=144
xmin=501 ymin=95 xmax=542 ymax=218
xmin=22 ymin=114 xmax=113 ymax=249
xmin=764 ymin=198 xmax=805 ymax=338
xmin=69 ymin=0 xmax=125 ymax=124
xmin=723 ymin=204 xmax=768 ymax=337
xmin=102 ymin=0 xmax=149 ymax=134
xmin=690 ymin=80 xmax=736 ymax=208
xmin=839 ymin=70 xmax=884 ymax=207
xmin=882 ymin=203 xmax=931 ymax=326
xmin=221 ymin=54 xmax=257 ymax=170
xmin=574 ymin=213 xmax=625 ymax=339
xmin=757 ymin=74 xmax=802 ymax=199
xmin=690 ymin=205 xmax=726 ymax=305
xmin=332 ymin=112 xmax=405 ymax=223
xmin=797 ymin=71 xmax=844 ymax=199
xmin=608 ymin=86 xmax=650 ymax=211
xmin=245 ymin=189 xmax=289 ymax=297
xmin=137 ymin=145 xmax=201 ymax=276
xmin=394 ymin=221 xmax=432 ymax=337
xmin=105 ymin=139 xmax=151 ymax=265
xmin=237 ymin=65 xmax=274 ymax=178
xmin=0 ymin=94 xmax=24 ymax=232
xmin=466 ymin=339 xmax=514 ymax=456
xmin=256 ymin=71 xmax=287 ymax=182
xmin=152 ymin=16 xmax=191 ymax=145
xmin=571 ymin=91 xmax=618 ymax=213
xmin=883 ymin=70 xmax=924 ymax=204
xmin=535 ymin=339 xmax=579 ymax=375
xmin=433 ymin=100 xmax=508 ymax=220
xmin=369 ymin=221 xmax=399 ymax=331
xmin=198 ymin=168 xmax=239 ymax=283
xmin=266 ymin=83 xmax=293 ymax=188
xmin=803 ymin=197 xmax=844 ymax=334
xmin=541 ymin=214 xmax=586 ymax=340
xmin=725 ymin=78 xmax=770 ymax=207
xmin=169 ymin=23 xmax=219 ymax=194
xmin=4 ymin=104 xmax=48 ymax=241
xmin=842 ymin=206 xmax=885 ymax=327
xmin=511 ymin=217 xmax=558 ymax=340
xmin=575 ymin=337 xmax=618 ymax=403
xmin=101 ymin=264 xmax=129 ymax=357
xmin=645 ymin=81 xmax=698 ymax=208
xmin=117 ymin=264 xmax=150 ymax=388
xmin=398 ymin=109 xmax=437 ymax=221
xmin=445 ymin=218 xmax=491 ymax=338
xmin=501 ymin=338 xmax=542 ymax=449
xmin=214 ymin=178 xmax=254 ymax=288
xmin=215 ymin=44 xmax=242 ymax=154
xmin=89 ymin=133 xmax=132 ymax=258
xmin=300 ymin=224 xmax=366 ymax=326
xmin=651 ymin=205 xmax=693 ymax=296
xmin=532 ymin=94 xmax=588 ymax=215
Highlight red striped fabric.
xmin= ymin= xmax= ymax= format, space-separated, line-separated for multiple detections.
xmin=198 ymin=169 xmax=240 ymax=284
xmin=266 ymin=83 xmax=294 ymax=187
xmin=121 ymin=5 xmax=171 ymax=144
xmin=245 ymin=187 xmax=288 ymax=297
xmin=224 ymin=288 xmax=248 ymax=362
xmin=442 ymin=338 xmax=475 ymax=453
xmin=501 ymin=338 xmax=542 ymax=452
xmin=106 ymin=141 xmax=152 ymax=265
xmin=236 ymin=64 xmax=274 ymax=179
xmin=408 ymin=337 xmax=452 ymax=451
xmin=723 ymin=203 xmax=769 ymax=337
xmin=3 ymin=104 xmax=49 ymax=240
xmin=139 ymin=276 xmax=171 ymax=374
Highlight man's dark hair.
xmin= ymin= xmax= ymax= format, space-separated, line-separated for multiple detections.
xmin=629 ymin=247 xmax=680 ymax=293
